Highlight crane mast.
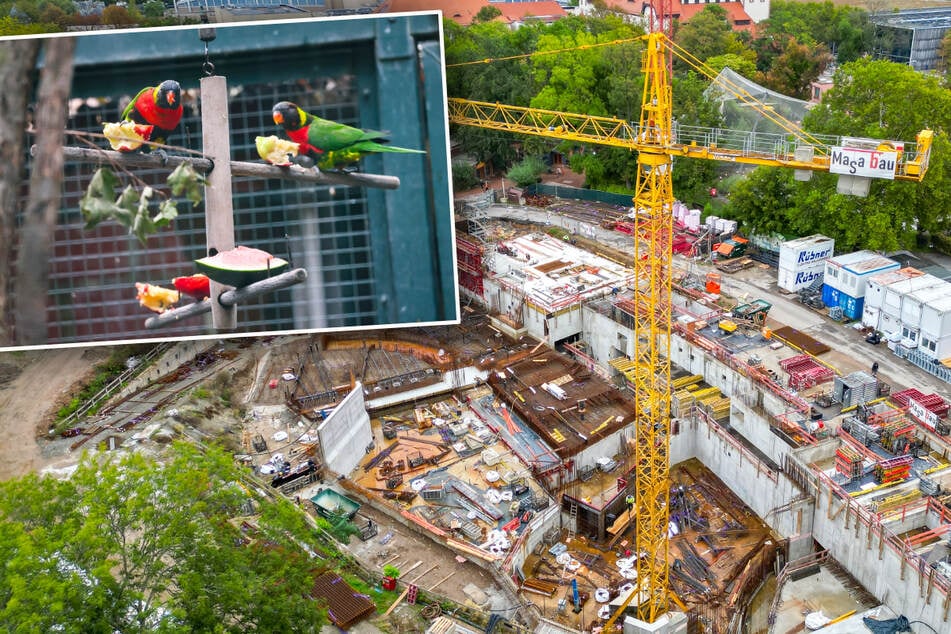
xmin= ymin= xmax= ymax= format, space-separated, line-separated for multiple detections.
xmin=628 ymin=30 xmax=674 ymax=624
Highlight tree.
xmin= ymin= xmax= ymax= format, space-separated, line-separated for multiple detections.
xmin=507 ymin=156 xmax=547 ymax=187
xmin=14 ymin=36 xmax=74 ymax=346
xmin=0 ymin=443 xmax=329 ymax=632
xmin=452 ymin=160 xmax=481 ymax=191
xmin=101 ymin=4 xmax=136 ymax=26
xmin=473 ymin=5 xmax=501 ymax=23
xmin=0 ymin=39 xmax=40 ymax=346
xmin=671 ymin=72 xmax=722 ymax=206
xmin=759 ymin=36 xmax=832 ymax=99
xmin=673 ymin=5 xmax=747 ymax=67
xmin=729 ymin=58 xmax=951 ymax=251
xmin=704 ymin=53 xmax=758 ymax=81
xmin=938 ymin=30 xmax=951 ymax=82
xmin=760 ymin=1 xmax=873 ymax=64
xmin=140 ymin=0 xmax=165 ymax=18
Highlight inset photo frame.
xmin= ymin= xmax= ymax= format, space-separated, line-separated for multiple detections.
xmin=0 ymin=11 xmax=458 ymax=350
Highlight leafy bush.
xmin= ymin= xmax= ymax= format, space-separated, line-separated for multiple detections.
xmin=315 ymin=514 xmax=361 ymax=544
xmin=506 ymin=156 xmax=547 ymax=187
xmin=55 ymin=345 xmax=148 ymax=423
xmin=382 ymin=564 xmax=401 ymax=578
xmin=932 ymin=232 xmax=951 ymax=256
xmin=452 ymin=161 xmax=481 ymax=191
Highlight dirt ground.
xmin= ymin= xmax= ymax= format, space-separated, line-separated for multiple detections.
xmin=0 ymin=346 xmax=108 ymax=481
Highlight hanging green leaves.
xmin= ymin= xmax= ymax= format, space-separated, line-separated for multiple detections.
xmin=79 ymin=162 xmax=207 ymax=246
xmin=167 ymin=162 xmax=206 ymax=206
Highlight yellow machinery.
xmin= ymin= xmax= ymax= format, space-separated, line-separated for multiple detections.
xmin=449 ymin=31 xmax=933 ymax=627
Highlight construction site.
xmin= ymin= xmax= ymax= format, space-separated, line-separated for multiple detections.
xmin=36 ymin=200 xmax=951 ymax=632
xmin=13 ymin=13 xmax=947 ymax=633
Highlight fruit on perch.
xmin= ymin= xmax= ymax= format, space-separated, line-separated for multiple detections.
xmin=103 ymin=122 xmax=154 ymax=152
xmin=172 ymin=273 xmax=211 ymax=299
xmin=272 ymin=101 xmax=425 ymax=170
xmin=122 ymin=79 xmax=184 ymax=149
xmin=195 ymin=246 xmax=289 ymax=288
xmin=135 ymin=283 xmax=180 ymax=313
xmin=255 ymin=135 xmax=299 ymax=166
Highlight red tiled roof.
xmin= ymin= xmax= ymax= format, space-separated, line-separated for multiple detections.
xmin=386 ymin=0 xmax=487 ymax=25
xmin=669 ymin=1 xmax=755 ymax=32
xmin=385 ymin=0 xmax=567 ymax=25
xmin=496 ymin=1 xmax=567 ymax=24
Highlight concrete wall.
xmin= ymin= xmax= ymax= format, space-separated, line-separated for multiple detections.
xmin=582 ymin=305 xmax=816 ymax=555
xmin=317 ymin=381 xmax=372 ymax=476
xmin=676 ymin=415 xmax=812 ymax=554
xmin=573 ymin=427 xmax=630 ymax=472
xmin=508 ymin=504 xmax=561 ymax=579
xmin=484 ymin=278 xmax=586 ymax=345
xmin=809 ymin=480 xmax=949 ymax=629
xmin=583 ymin=307 xmax=635 ymax=362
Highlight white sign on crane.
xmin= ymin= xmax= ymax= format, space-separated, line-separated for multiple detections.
xmin=830 ymin=147 xmax=898 ymax=179
xmin=830 ymin=137 xmax=905 ymax=180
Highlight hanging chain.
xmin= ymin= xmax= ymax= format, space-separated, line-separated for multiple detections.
xmin=199 ymin=27 xmax=217 ymax=77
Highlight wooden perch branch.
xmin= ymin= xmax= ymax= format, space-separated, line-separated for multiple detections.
xmin=50 ymin=145 xmax=402 ymax=190
xmin=143 ymin=268 xmax=308 ymax=330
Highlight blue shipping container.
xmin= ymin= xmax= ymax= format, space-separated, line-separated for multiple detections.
xmin=823 ymin=284 xmax=864 ymax=320
xmin=841 ymin=294 xmax=864 ymax=321
xmin=822 ymin=284 xmax=841 ymax=308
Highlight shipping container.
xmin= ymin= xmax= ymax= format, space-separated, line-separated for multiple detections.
xmin=778 ymin=261 xmax=825 ymax=292
xmin=881 ymin=274 xmax=944 ymax=323
xmin=823 ymin=250 xmax=899 ymax=298
xmin=865 ymin=267 xmax=924 ymax=310
xmin=821 ymin=285 xmax=864 ymax=320
xmin=900 ymin=283 xmax=950 ymax=333
xmin=917 ymin=333 xmax=951 ymax=360
xmin=921 ymin=294 xmax=951 ymax=342
xmin=778 ymin=235 xmax=835 ymax=270
xmin=862 ymin=304 xmax=881 ymax=330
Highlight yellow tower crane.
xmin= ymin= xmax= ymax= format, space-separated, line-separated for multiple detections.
xmin=449 ymin=31 xmax=933 ymax=628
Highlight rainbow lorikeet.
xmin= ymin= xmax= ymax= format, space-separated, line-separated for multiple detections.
xmin=271 ymin=101 xmax=425 ymax=170
xmin=121 ymin=80 xmax=183 ymax=149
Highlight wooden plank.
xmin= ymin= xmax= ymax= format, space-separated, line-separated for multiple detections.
xmin=401 ymin=560 xmax=424 ymax=576
xmin=382 ymin=587 xmax=410 ymax=618
xmin=428 ymin=571 xmax=455 ymax=591
xmin=408 ymin=563 xmax=439 ymax=584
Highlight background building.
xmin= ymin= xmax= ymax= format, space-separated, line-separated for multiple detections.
xmin=871 ymin=7 xmax=951 ymax=71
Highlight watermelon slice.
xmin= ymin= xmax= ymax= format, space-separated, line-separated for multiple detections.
xmin=195 ymin=246 xmax=289 ymax=288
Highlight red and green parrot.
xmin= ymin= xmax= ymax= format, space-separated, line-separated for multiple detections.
xmin=271 ymin=101 xmax=424 ymax=170
xmin=121 ymin=80 xmax=183 ymax=149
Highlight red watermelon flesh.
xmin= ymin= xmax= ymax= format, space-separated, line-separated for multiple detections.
xmin=172 ymin=274 xmax=211 ymax=299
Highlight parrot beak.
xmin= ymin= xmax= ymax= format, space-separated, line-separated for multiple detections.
xmin=273 ymin=112 xmax=283 ymax=125
xmin=167 ymin=92 xmax=176 ymax=106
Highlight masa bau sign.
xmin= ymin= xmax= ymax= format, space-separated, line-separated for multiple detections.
xmin=829 ymin=143 xmax=902 ymax=180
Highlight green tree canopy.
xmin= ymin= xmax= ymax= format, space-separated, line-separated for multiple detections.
xmin=673 ymin=5 xmax=747 ymax=67
xmin=761 ymin=1 xmax=872 ymax=64
xmin=728 ymin=58 xmax=951 ymax=251
xmin=474 ymin=5 xmax=501 ymax=23
xmin=0 ymin=443 xmax=329 ymax=632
